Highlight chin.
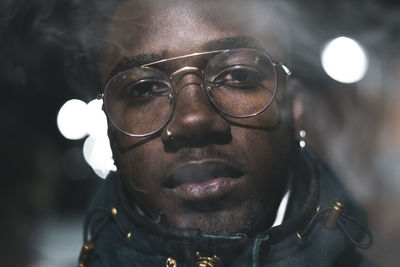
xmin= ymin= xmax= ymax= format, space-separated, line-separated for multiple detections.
xmin=165 ymin=200 xmax=272 ymax=235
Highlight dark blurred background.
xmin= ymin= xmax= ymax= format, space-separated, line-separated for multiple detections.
xmin=0 ymin=0 xmax=399 ymax=266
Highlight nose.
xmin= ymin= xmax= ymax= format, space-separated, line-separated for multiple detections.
xmin=161 ymin=73 xmax=231 ymax=148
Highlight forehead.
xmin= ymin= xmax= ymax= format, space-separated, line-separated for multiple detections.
xmin=101 ymin=0 xmax=288 ymax=78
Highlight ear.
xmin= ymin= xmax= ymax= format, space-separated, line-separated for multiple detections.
xmin=293 ymin=93 xmax=304 ymax=133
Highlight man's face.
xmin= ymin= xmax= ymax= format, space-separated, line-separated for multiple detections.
xmin=102 ymin=0 xmax=294 ymax=234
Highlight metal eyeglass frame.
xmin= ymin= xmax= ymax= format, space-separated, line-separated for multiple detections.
xmin=97 ymin=48 xmax=292 ymax=137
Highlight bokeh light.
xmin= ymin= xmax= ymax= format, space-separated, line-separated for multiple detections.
xmin=86 ymin=99 xmax=108 ymax=137
xmin=56 ymin=99 xmax=88 ymax=140
xmin=321 ymin=36 xmax=368 ymax=84
xmin=57 ymin=98 xmax=116 ymax=178
xmin=83 ymin=135 xmax=116 ymax=179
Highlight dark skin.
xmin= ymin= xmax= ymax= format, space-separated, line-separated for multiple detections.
xmin=103 ymin=0 xmax=296 ymax=235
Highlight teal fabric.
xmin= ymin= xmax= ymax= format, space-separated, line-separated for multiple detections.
xmin=82 ymin=150 xmax=375 ymax=267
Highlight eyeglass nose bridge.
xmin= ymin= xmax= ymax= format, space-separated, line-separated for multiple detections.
xmin=169 ymin=66 xmax=204 ymax=95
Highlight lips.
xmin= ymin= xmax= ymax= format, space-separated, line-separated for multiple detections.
xmin=164 ymin=160 xmax=245 ymax=201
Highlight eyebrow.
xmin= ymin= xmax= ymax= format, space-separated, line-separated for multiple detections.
xmin=109 ymin=36 xmax=263 ymax=77
xmin=110 ymin=52 xmax=165 ymax=77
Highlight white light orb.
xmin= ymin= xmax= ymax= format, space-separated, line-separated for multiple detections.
xmin=86 ymin=99 xmax=108 ymax=137
xmin=83 ymin=134 xmax=115 ymax=179
xmin=321 ymin=36 xmax=368 ymax=84
xmin=57 ymin=99 xmax=88 ymax=140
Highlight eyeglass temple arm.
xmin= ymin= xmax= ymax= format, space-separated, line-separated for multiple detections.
xmin=273 ymin=60 xmax=291 ymax=77
xmin=140 ymin=49 xmax=228 ymax=68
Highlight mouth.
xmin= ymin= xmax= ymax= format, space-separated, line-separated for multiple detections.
xmin=164 ymin=160 xmax=245 ymax=201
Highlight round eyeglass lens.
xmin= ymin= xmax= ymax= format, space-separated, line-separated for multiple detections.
xmin=104 ymin=67 xmax=174 ymax=136
xmin=204 ymin=49 xmax=277 ymax=117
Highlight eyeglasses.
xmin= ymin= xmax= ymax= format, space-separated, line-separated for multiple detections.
xmin=98 ymin=48 xmax=291 ymax=137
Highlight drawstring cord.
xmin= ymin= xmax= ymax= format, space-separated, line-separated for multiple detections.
xmin=337 ymin=213 xmax=373 ymax=249
xmin=252 ymin=234 xmax=270 ymax=267
xmin=297 ymin=201 xmax=373 ymax=249
xmin=199 ymin=232 xmax=270 ymax=267
xmin=83 ymin=207 xmax=131 ymax=243
xmin=201 ymin=233 xmax=247 ymax=240
xmin=78 ymin=207 xmax=131 ymax=267
xmin=296 ymin=207 xmax=331 ymax=240
xmin=200 ymin=232 xmax=270 ymax=267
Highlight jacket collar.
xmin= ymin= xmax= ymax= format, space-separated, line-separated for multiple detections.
xmin=84 ymin=149 xmax=367 ymax=266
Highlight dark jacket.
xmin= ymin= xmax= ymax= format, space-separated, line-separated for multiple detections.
xmin=80 ymin=150 xmax=375 ymax=267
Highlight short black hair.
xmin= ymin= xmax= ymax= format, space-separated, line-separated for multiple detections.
xmin=65 ymin=0 xmax=125 ymax=100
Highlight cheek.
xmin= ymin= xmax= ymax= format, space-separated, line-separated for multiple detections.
xmin=226 ymin=100 xmax=285 ymax=131
xmin=233 ymin=119 xmax=292 ymax=180
xmin=115 ymin=137 xmax=166 ymax=191
xmin=244 ymin=131 xmax=281 ymax=168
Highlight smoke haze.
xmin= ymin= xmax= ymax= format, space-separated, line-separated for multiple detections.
xmin=1 ymin=0 xmax=399 ymax=266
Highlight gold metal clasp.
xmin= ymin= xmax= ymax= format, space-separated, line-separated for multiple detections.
xmin=166 ymin=257 xmax=177 ymax=267
xmin=195 ymin=251 xmax=219 ymax=267
xmin=325 ymin=200 xmax=344 ymax=229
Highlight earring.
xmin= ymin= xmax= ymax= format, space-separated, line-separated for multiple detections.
xmin=166 ymin=129 xmax=174 ymax=141
xmin=299 ymin=130 xmax=306 ymax=149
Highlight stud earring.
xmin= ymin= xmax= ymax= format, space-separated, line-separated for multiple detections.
xmin=299 ymin=130 xmax=306 ymax=149
xmin=166 ymin=129 xmax=174 ymax=141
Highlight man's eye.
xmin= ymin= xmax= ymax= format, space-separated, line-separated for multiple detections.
xmin=223 ymin=69 xmax=252 ymax=82
xmin=213 ymin=67 xmax=265 ymax=89
xmin=122 ymin=80 xmax=170 ymax=99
